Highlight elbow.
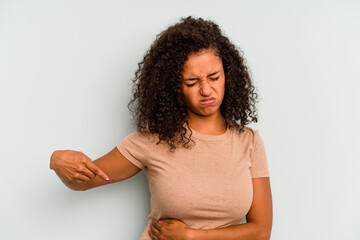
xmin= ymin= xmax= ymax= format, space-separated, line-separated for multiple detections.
xmin=251 ymin=222 xmax=272 ymax=240
xmin=251 ymin=229 xmax=270 ymax=240
xmin=258 ymin=232 xmax=271 ymax=240
xmin=257 ymin=227 xmax=272 ymax=240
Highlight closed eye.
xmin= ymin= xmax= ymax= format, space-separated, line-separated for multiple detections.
xmin=184 ymin=75 xmax=219 ymax=87
xmin=185 ymin=82 xmax=196 ymax=87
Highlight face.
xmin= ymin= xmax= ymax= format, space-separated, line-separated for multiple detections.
xmin=181 ymin=49 xmax=225 ymax=119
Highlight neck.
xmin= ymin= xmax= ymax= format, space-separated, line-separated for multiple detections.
xmin=187 ymin=111 xmax=227 ymax=135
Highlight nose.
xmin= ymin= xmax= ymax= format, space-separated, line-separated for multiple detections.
xmin=199 ymin=79 xmax=211 ymax=96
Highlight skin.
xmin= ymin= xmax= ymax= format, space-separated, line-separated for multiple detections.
xmin=50 ymin=148 xmax=141 ymax=191
xmin=50 ymin=48 xmax=272 ymax=240
xmin=181 ymin=49 xmax=226 ymax=135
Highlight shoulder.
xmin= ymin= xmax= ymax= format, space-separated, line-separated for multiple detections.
xmin=118 ymin=130 xmax=161 ymax=151
xmin=122 ymin=130 xmax=159 ymax=144
xmin=242 ymin=126 xmax=258 ymax=136
xmin=230 ymin=126 xmax=263 ymax=149
xmin=232 ymin=126 xmax=258 ymax=139
xmin=117 ymin=131 xmax=160 ymax=164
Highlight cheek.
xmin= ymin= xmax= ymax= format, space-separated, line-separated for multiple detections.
xmin=182 ymin=89 xmax=198 ymax=105
xmin=217 ymin=79 xmax=226 ymax=93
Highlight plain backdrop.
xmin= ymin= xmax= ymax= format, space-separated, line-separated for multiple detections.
xmin=1 ymin=0 xmax=359 ymax=239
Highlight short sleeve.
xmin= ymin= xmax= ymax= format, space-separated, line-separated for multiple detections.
xmin=116 ymin=131 xmax=150 ymax=169
xmin=249 ymin=130 xmax=270 ymax=178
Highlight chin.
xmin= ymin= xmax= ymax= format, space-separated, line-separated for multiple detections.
xmin=199 ymin=109 xmax=219 ymax=117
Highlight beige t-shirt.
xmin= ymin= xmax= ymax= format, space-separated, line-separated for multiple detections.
xmin=117 ymin=126 xmax=269 ymax=240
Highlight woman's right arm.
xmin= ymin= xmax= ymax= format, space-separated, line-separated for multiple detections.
xmin=50 ymin=147 xmax=141 ymax=191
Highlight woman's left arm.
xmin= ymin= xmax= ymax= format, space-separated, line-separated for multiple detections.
xmin=149 ymin=177 xmax=272 ymax=240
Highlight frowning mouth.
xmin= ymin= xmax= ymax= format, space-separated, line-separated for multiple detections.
xmin=200 ymin=98 xmax=216 ymax=105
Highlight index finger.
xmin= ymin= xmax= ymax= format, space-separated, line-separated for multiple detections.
xmin=151 ymin=219 xmax=163 ymax=231
xmin=84 ymin=160 xmax=110 ymax=182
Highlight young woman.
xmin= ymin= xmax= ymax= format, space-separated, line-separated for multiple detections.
xmin=50 ymin=17 xmax=273 ymax=240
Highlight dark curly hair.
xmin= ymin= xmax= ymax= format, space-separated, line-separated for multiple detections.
xmin=128 ymin=16 xmax=258 ymax=150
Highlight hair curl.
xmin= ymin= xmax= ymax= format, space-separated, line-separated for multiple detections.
xmin=128 ymin=16 xmax=258 ymax=150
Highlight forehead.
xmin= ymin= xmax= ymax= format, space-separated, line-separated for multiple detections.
xmin=182 ymin=49 xmax=223 ymax=76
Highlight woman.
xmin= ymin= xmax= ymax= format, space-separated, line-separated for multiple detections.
xmin=50 ymin=17 xmax=273 ymax=240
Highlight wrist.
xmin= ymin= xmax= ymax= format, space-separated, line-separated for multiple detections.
xmin=50 ymin=150 xmax=60 ymax=170
xmin=50 ymin=150 xmax=67 ymax=170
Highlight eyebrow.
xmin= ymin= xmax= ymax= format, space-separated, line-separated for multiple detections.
xmin=184 ymin=71 xmax=220 ymax=81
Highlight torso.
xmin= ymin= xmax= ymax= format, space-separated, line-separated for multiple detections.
xmin=117 ymin=126 xmax=268 ymax=240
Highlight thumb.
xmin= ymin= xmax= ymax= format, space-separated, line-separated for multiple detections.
xmin=84 ymin=160 xmax=110 ymax=182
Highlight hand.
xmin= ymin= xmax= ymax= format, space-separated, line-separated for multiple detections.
xmin=149 ymin=218 xmax=191 ymax=240
xmin=50 ymin=150 xmax=109 ymax=184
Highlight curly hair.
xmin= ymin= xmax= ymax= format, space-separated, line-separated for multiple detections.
xmin=128 ymin=16 xmax=258 ymax=150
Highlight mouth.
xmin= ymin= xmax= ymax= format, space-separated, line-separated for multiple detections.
xmin=200 ymin=98 xmax=216 ymax=106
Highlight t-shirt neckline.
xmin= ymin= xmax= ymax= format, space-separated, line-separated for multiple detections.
xmin=189 ymin=127 xmax=230 ymax=142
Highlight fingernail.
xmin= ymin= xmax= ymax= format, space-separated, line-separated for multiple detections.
xmin=105 ymin=178 xmax=110 ymax=182
xmin=148 ymin=230 xmax=150 ymax=234
xmin=158 ymin=219 xmax=162 ymax=223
